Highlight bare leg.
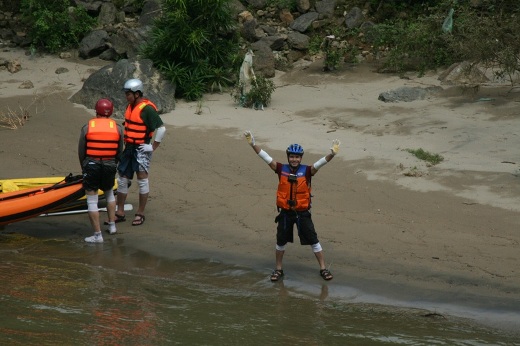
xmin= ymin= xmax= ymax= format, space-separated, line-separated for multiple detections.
xmin=86 ymin=190 xmax=100 ymax=232
xmin=135 ymin=171 xmax=149 ymax=218
xmin=115 ymin=175 xmax=128 ymax=217
xmin=275 ymin=249 xmax=284 ymax=270
xmin=105 ymin=189 xmax=116 ymax=223
xmin=314 ymin=250 xmax=333 ymax=280
xmin=84 ymin=190 xmax=103 ymax=242
xmin=314 ymin=251 xmax=326 ymax=270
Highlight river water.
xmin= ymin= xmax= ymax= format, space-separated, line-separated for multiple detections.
xmin=1 ymin=232 xmax=519 ymax=345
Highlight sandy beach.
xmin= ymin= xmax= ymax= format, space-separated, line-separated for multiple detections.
xmin=1 ymin=48 xmax=519 ymax=332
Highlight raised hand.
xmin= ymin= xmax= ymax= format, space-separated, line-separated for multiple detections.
xmin=244 ymin=130 xmax=255 ymax=147
xmin=330 ymin=139 xmax=340 ymax=156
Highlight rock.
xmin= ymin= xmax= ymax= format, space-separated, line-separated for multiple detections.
xmin=78 ymin=30 xmax=109 ymax=59
xmin=250 ymin=41 xmax=275 ymax=78
xmin=345 ymin=7 xmax=364 ymax=29
xmin=290 ymin=12 xmax=319 ymax=33
xmin=378 ymin=86 xmax=443 ymax=103
xmin=438 ymin=61 xmax=489 ymax=85
xmin=18 ymin=80 xmax=33 ymax=89
xmin=70 ymin=58 xmax=176 ymax=118
xmin=55 ymin=67 xmax=69 ymax=74
xmin=7 ymin=59 xmax=20 ymax=73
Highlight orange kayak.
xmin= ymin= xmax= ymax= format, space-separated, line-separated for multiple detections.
xmin=0 ymin=176 xmax=85 ymax=226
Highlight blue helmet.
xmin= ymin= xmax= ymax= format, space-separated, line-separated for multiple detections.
xmin=286 ymin=143 xmax=304 ymax=156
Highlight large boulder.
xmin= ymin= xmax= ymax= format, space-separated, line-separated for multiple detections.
xmin=250 ymin=41 xmax=275 ymax=78
xmin=70 ymin=59 xmax=175 ymax=117
xmin=78 ymin=30 xmax=109 ymax=59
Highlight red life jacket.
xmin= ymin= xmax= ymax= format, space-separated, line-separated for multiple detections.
xmin=124 ymin=99 xmax=158 ymax=144
xmin=85 ymin=118 xmax=120 ymax=159
xmin=276 ymin=164 xmax=311 ymax=211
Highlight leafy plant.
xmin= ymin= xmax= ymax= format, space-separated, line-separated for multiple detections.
xmin=20 ymin=0 xmax=95 ymax=53
xmin=406 ymin=148 xmax=444 ymax=165
xmin=143 ymin=0 xmax=240 ymax=100
xmin=231 ymin=75 xmax=276 ymax=109
xmin=443 ymin=5 xmax=520 ymax=86
xmin=308 ymin=34 xmax=324 ymax=55
xmin=371 ymin=12 xmax=458 ymax=75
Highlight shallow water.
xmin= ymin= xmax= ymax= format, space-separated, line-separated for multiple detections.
xmin=0 ymin=233 xmax=519 ymax=345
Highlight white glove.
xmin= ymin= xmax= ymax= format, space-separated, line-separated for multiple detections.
xmin=330 ymin=139 xmax=340 ymax=156
xmin=244 ymin=130 xmax=255 ymax=147
xmin=138 ymin=143 xmax=154 ymax=153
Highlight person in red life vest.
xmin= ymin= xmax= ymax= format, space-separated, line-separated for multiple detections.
xmin=79 ymin=98 xmax=124 ymax=243
xmin=244 ymin=130 xmax=341 ymax=282
xmin=113 ymin=78 xmax=166 ymax=226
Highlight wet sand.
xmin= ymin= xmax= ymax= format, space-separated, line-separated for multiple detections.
xmin=1 ymin=49 xmax=519 ymax=332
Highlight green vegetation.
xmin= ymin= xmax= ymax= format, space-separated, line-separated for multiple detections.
xmin=231 ymin=75 xmax=276 ymax=109
xmin=362 ymin=0 xmax=520 ymax=80
xmin=15 ymin=0 xmax=520 ymax=97
xmin=142 ymin=0 xmax=240 ymax=101
xmin=406 ymin=148 xmax=444 ymax=165
xmin=267 ymin=0 xmax=297 ymax=11
xmin=20 ymin=0 xmax=95 ymax=53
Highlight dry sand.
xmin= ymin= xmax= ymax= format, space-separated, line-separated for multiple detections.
xmin=1 ymin=48 xmax=519 ymax=331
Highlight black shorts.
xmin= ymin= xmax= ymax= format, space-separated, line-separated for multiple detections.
xmin=275 ymin=209 xmax=319 ymax=246
xmin=82 ymin=159 xmax=117 ymax=192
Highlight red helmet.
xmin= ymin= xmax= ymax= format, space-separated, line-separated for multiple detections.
xmin=95 ymin=98 xmax=113 ymax=116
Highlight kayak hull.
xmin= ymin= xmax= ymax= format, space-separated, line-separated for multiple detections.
xmin=1 ymin=175 xmax=117 ymax=212
xmin=0 ymin=178 xmax=86 ymax=226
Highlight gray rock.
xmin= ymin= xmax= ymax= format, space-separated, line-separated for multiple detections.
xmin=70 ymin=59 xmax=175 ymax=117
xmin=315 ymin=0 xmax=337 ymax=17
xmin=287 ymin=31 xmax=310 ymax=51
xmin=98 ymin=2 xmax=117 ymax=26
xmin=108 ymin=26 xmax=151 ymax=59
xmin=250 ymin=41 xmax=275 ymax=78
xmin=78 ymin=30 xmax=109 ymax=59
xmin=378 ymin=86 xmax=442 ymax=103
xmin=345 ymin=7 xmax=364 ymax=29
xmin=55 ymin=67 xmax=69 ymax=74
xmin=139 ymin=0 xmax=162 ymax=26
xmin=290 ymin=12 xmax=319 ymax=33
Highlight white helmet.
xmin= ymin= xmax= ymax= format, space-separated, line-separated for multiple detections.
xmin=123 ymin=78 xmax=143 ymax=93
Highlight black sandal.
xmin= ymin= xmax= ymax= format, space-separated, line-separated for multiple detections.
xmin=270 ymin=269 xmax=284 ymax=282
xmin=132 ymin=213 xmax=145 ymax=226
xmin=103 ymin=213 xmax=126 ymax=225
xmin=320 ymin=269 xmax=333 ymax=281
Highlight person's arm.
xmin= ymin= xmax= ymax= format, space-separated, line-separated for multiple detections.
xmin=116 ymin=124 xmax=124 ymax=162
xmin=244 ymin=130 xmax=277 ymax=171
xmin=152 ymin=126 xmax=165 ymax=150
xmin=78 ymin=125 xmax=87 ymax=166
xmin=310 ymin=139 xmax=340 ymax=176
xmin=140 ymin=106 xmax=165 ymax=152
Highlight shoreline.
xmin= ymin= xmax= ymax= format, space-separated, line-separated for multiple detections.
xmin=1 ymin=49 xmax=519 ymax=334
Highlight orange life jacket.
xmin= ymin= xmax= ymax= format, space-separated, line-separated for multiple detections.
xmin=85 ymin=118 xmax=120 ymax=159
xmin=124 ymin=99 xmax=158 ymax=144
xmin=276 ymin=164 xmax=311 ymax=211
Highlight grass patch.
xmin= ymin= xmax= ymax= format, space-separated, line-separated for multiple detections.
xmin=405 ymin=148 xmax=443 ymax=165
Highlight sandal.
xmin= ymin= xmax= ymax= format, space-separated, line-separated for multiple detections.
xmin=132 ymin=213 xmax=145 ymax=226
xmin=103 ymin=213 xmax=126 ymax=225
xmin=320 ymin=269 xmax=333 ymax=281
xmin=270 ymin=269 xmax=284 ymax=282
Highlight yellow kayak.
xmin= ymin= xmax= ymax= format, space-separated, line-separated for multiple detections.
xmin=0 ymin=177 xmax=68 ymax=193
xmin=0 ymin=176 xmax=85 ymax=226
xmin=0 ymin=176 xmax=118 ymax=193
xmin=0 ymin=175 xmax=118 ymax=212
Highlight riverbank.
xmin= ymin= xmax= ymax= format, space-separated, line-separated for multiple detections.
xmin=1 ymin=48 xmax=519 ymax=333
